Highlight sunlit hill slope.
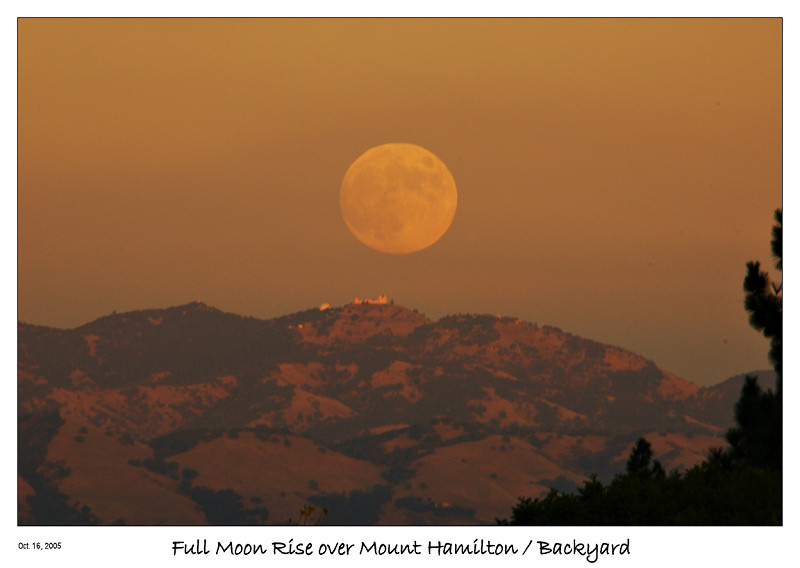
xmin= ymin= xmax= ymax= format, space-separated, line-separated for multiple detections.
xmin=18 ymin=300 xmax=773 ymax=525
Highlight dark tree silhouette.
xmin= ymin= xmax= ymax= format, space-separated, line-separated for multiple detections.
xmin=743 ymin=208 xmax=782 ymax=386
xmin=727 ymin=208 xmax=782 ymax=471
xmin=625 ymin=438 xmax=665 ymax=480
xmin=725 ymin=376 xmax=781 ymax=469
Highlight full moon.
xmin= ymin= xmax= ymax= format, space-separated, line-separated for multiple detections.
xmin=340 ymin=143 xmax=458 ymax=254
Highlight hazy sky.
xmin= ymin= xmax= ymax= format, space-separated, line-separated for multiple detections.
xmin=18 ymin=18 xmax=782 ymax=387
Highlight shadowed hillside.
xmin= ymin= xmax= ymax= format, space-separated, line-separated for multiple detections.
xmin=18 ymin=300 xmax=762 ymax=525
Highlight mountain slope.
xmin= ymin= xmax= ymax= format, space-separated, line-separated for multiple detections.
xmin=18 ymin=300 xmax=759 ymax=525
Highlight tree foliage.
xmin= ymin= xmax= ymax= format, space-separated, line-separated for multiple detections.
xmin=501 ymin=435 xmax=780 ymax=525
xmin=725 ymin=375 xmax=782 ymax=471
xmin=743 ymin=208 xmax=782 ymax=385
xmin=727 ymin=208 xmax=782 ymax=472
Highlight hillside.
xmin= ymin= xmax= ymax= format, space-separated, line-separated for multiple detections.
xmin=18 ymin=300 xmax=771 ymax=525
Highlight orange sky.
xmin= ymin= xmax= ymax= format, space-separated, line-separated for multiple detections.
xmin=18 ymin=18 xmax=782 ymax=386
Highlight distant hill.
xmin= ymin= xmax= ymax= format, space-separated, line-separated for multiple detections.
xmin=18 ymin=300 xmax=767 ymax=525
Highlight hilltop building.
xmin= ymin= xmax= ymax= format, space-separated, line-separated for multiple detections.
xmin=353 ymin=293 xmax=390 ymax=305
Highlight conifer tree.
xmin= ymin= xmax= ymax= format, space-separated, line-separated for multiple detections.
xmin=743 ymin=208 xmax=782 ymax=387
xmin=727 ymin=208 xmax=782 ymax=471
xmin=625 ymin=438 xmax=665 ymax=480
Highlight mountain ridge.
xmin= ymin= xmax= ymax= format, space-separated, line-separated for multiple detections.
xmin=18 ymin=300 xmax=774 ymax=525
